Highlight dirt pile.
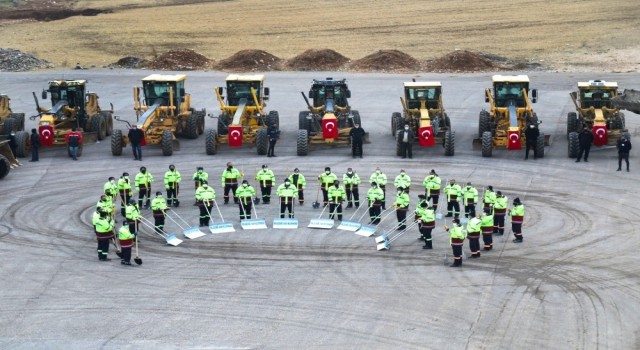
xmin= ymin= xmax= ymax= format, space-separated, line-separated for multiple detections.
xmin=349 ymin=50 xmax=420 ymax=72
xmin=285 ymin=49 xmax=350 ymax=71
xmin=108 ymin=56 xmax=149 ymax=69
xmin=216 ymin=50 xmax=283 ymax=71
xmin=148 ymin=49 xmax=212 ymax=70
xmin=0 ymin=48 xmax=51 ymax=71
xmin=425 ymin=50 xmax=504 ymax=72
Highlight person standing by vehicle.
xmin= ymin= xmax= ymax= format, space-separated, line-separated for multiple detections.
xmin=128 ymin=124 xmax=144 ymax=161
xmin=343 ymin=167 xmax=361 ymax=208
xmin=398 ymin=123 xmax=414 ymax=159
xmin=267 ymin=124 xmax=279 ymax=157
xmin=524 ymin=124 xmax=539 ymax=160
xmin=255 ymin=164 xmax=275 ymax=204
xmin=575 ymin=127 xmax=594 ymax=162
xmin=617 ymin=135 xmax=632 ymax=172
xmin=29 ymin=128 xmax=40 ymax=162
xmin=349 ymin=122 xmax=365 ymax=158
xmin=65 ymin=127 xmax=83 ymax=160
xmin=288 ymin=168 xmax=306 ymax=205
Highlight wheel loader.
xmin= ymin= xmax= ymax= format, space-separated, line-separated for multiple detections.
xmin=111 ymin=74 xmax=206 ymax=157
xmin=205 ymin=74 xmax=277 ymax=155
xmin=474 ymin=75 xmax=549 ymax=158
xmin=296 ymin=78 xmax=367 ymax=155
xmin=0 ymin=94 xmax=25 ymax=136
xmin=29 ymin=79 xmax=113 ymax=158
xmin=0 ymin=139 xmax=20 ymax=180
xmin=567 ymin=80 xmax=630 ymax=157
xmin=391 ymin=81 xmax=454 ymax=156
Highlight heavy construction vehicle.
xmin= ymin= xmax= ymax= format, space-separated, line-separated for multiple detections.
xmin=30 ymin=79 xmax=113 ymax=157
xmin=391 ymin=81 xmax=454 ymax=156
xmin=297 ymin=78 xmax=366 ymax=155
xmin=112 ymin=74 xmax=206 ymax=156
xmin=205 ymin=74 xmax=277 ymax=155
xmin=474 ymin=75 xmax=548 ymax=157
xmin=567 ymin=80 xmax=630 ymax=157
xmin=0 ymin=94 xmax=25 ymax=136
xmin=0 ymin=139 xmax=20 ymax=180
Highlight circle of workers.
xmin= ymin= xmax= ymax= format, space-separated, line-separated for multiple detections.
xmin=92 ymin=163 xmax=526 ymax=268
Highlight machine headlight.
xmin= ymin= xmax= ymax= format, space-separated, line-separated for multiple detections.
xmin=40 ymin=122 xmax=50 ymax=126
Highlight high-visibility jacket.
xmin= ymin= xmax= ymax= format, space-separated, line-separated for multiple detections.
xmin=235 ymin=185 xmax=256 ymax=206
xmin=192 ymin=170 xmax=209 ymax=184
xmin=444 ymin=183 xmax=462 ymax=201
xmin=104 ymin=180 xmax=118 ymax=198
xmin=484 ymin=190 xmax=496 ymax=205
xmin=196 ymin=185 xmax=216 ymax=202
xmin=277 ymin=184 xmax=297 ymax=204
xmin=164 ymin=170 xmax=182 ymax=189
xmin=494 ymin=196 xmax=508 ymax=214
xmin=255 ymin=169 xmax=275 ymax=187
xmin=510 ymin=204 xmax=525 ymax=224
xmin=327 ymin=185 xmax=346 ymax=204
xmin=423 ymin=175 xmax=441 ymax=193
xmin=97 ymin=198 xmax=114 ymax=214
xmin=135 ymin=171 xmax=154 ymax=188
xmin=125 ymin=204 xmax=141 ymax=222
xmin=394 ymin=192 xmax=410 ymax=209
xmin=481 ymin=213 xmax=494 ymax=234
xmin=151 ymin=196 xmax=168 ymax=211
xmin=288 ymin=173 xmax=306 ymax=190
xmin=463 ymin=186 xmax=478 ymax=205
xmin=367 ymin=187 xmax=384 ymax=205
xmin=95 ymin=216 xmax=115 ymax=240
xmin=448 ymin=225 xmax=466 ymax=245
xmin=221 ymin=168 xmax=242 ymax=186
xmin=118 ymin=177 xmax=132 ymax=192
xmin=118 ymin=226 xmax=134 ymax=248
xmin=415 ymin=206 xmax=435 ymax=222
xmin=394 ymin=173 xmax=411 ymax=189
xmin=92 ymin=211 xmax=101 ymax=227
xmin=342 ymin=173 xmax=361 ymax=189
xmin=369 ymin=171 xmax=388 ymax=187
xmin=318 ymin=172 xmax=338 ymax=190
xmin=466 ymin=217 xmax=482 ymax=234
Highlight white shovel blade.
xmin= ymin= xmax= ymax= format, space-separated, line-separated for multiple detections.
xmin=241 ymin=219 xmax=267 ymax=230
xmin=355 ymin=225 xmax=377 ymax=237
xmin=436 ymin=212 xmax=443 ymax=220
xmin=376 ymin=242 xmax=390 ymax=251
xmin=337 ymin=220 xmax=361 ymax=231
xmin=209 ymin=223 xmax=235 ymax=234
xmin=273 ymin=219 xmax=299 ymax=229
xmin=375 ymin=233 xmax=388 ymax=244
xmin=307 ymin=218 xmax=334 ymax=229
xmin=165 ymin=233 xmax=183 ymax=246
xmin=184 ymin=227 xmax=206 ymax=239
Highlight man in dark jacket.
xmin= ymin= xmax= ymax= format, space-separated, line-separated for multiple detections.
xmin=349 ymin=122 xmax=365 ymax=158
xmin=127 ymin=124 xmax=144 ymax=161
xmin=267 ymin=124 xmax=279 ymax=157
xmin=617 ymin=136 xmax=632 ymax=172
xmin=29 ymin=128 xmax=40 ymax=162
xmin=575 ymin=127 xmax=594 ymax=162
xmin=398 ymin=123 xmax=414 ymax=159
xmin=524 ymin=124 xmax=539 ymax=160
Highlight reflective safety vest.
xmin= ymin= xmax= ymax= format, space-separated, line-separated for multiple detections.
xmin=494 ymin=196 xmax=508 ymax=214
xmin=104 ymin=181 xmax=118 ymax=198
xmin=481 ymin=214 xmax=494 ymax=234
xmin=135 ymin=171 xmax=154 ymax=188
xmin=97 ymin=198 xmax=114 ymax=213
xmin=394 ymin=192 xmax=410 ymax=209
xmin=463 ymin=186 xmax=478 ymax=205
xmin=118 ymin=177 xmax=132 ymax=192
xmin=256 ymin=169 xmax=275 ymax=187
xmin=445 ymin=183 xmax=462 ymax=201
xmin=369 ymin=172 xmax=388 ymax=187
xmin=221 ymin=168 xmax=242 ymax=186
xmin=164 ymin=170 xmax=182 ymax=189
xmin=196 ymin=185 xmax=216 ymax=202
xmin=423 ymin=175 xmax=441 ymax=191
xmin=319 ymin=172 xmax=338 ymax=190
xmin=342 ymin=173 xmax=361 ymax=189
xmin=277 ymin=184 xmax=297 ymax=204
xmin=236 ymin=185 xmax=256 ymax=201
xmin=484 ymin=190 xmax=496 ymax=205
xmin=125 ymin=204 xmax=141 ymax=221
xmin=449 ymin=225 xmax=466 ymax=245
xmin=192 ymin=170 xmax=209 ymax=184
xmin=95 ymin=216 xmax=113 ymax=233
xmin=466 ymin=217 xmax=482 ymax=233
xmin=510 ymin=204 xmax=525 ymax=224
xmin=416 ymin=206 xmax=435 ymax=222
xmin=327 ymin=185 xmax=346 ymax=204
xmin=367 ymin=187 xmax=384 ymax=204
xmin=394 ymin=173 xmax=411 ymax=189
xmin=118 ymin=226 xmax=134 ymax=248
xmin=151 ymin=196 xmax=168 ymax=211
xmin=288 ymin=173 xmax=306 ymax=190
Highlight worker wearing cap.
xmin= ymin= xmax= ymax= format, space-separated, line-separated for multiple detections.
xmin=445 ymin=218 xmax=466 ymax=267
xmin=466 ymin=213 xmax=482 ymax=258
xmin=135 ymin=166 xmax=154 ymax=209
xmin=94 ymin=209 xmax=115 ymax=261
xmin=367 ymin=182 xmax=384 ymax=224
xmin=236 ymin=180 xmax=256 ymax=220
xmin=394 ymin=187 xmax=410 ymax=230
xmin=328 ymin=180 xmax=346 ymax=221
xmin=277 ymin=178 xmax=297 ymax=218
xmin=164 ymin=164 xmax=181 ymax=207
xmin=483 ymin=185 xmax=496 ymax=213
xmin=288 ymin=168 xmax=306 ymax=205
xmin=493 ymin=191 xmax=508 ymax=235
xmin=192 ymin=166 xmax=209 ymax=190
xmin=118 ymin=223 xmax=135 ymax=266
xmin=221 ymin=162 xmax=242 ymax=204
xmin=256 ymin=164 xmax=275 ymax=204
xmin=481 ymin=209 xmax=494 ymax=251
xmin=444 ymin=179 xmax=462 ymax=219
xmin=394 ymin=169 xmax=411 ymax=194
xmin=509 ymin=197 xmax=525 ymax=243
xmin=415 ymin=201 xmax=435 ymax=249
xmin=196 ymin=181 xmax=216 ymax=226
xmin=422 ymin=169 xmax=441 ymax=211
xmin=318 ymin=167 xmax=338 ymax=207
xmin=103 ymin=177 xmax=118 ymax=209
xmin=96 ymin=194 xmax=114 ymax=219
xmin=463 ymin=182 xmax=478 ymax=218
xmin=125 ymin=198 xmax=141 ymax=235
xmin=343 ymin=167 xmax=361 ymax=208
xmin=151 ymin=191 xmax=168 ymax=234
xmin=118 ymin=172 xmax=132 ymax=217
xmin=127 ymin=124 xmax=144 ymax=161
xmin=349 ymin=122 xmax=366 ymax=158
xmin=369 ymin=167 xmax=388 ymax=210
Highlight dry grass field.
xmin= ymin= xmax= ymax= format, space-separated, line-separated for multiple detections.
xmin=1 ymin=0 xmax=639 ymax=71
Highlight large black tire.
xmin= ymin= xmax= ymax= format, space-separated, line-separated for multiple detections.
xmin=481 ymin=131 xmax=493 ymax=157
xmin=197 ymin=109 xmax=206 ymax=135
xmin=396 ymin=130 xmax=403 ymax=156
xmin=205 ymin=129 xmax=218 ymax=155
xmin=568 ymin=131 xmax=579 ymax=158
xmin=91 ymin=115 xmax=106 ymax=141
xmin=10 ymin=113 xmax=25 ymax=131
xmin=611 ymin=114 xmax=624 ymax=131
xmin=478 ymin=111 xmax=490 ymax=138
xmin=393 ymin=113 xmax=405 ymax=139
xmin=0 ymin=154 xmax=9 ymax=179
xmin=567 ymin=112 xmax=578 ymax=138
xmin=351 ymin=110 xmax=361 ymax=127
xmin=443 ymin=113 xmax=451 ymax=129
xmin=297 ymin=129 xmax=309 ymax=156
xmin=186 ymin=113 xmax=199 ymax=139
xmin=2 ymin=118 xmax=14 ymax=135
xmin=444 ymin=130 xmax=455 ymax=156
xmin=111 ymin=129 xmax=123 ymax=156
xmin=299 ymin=111 xmax=310 ymax=130
xmin=536 ymin=132 xmax=545 ymax=158
xmin=268 ymin=111 xmax=279 ymax=127
xmin=217 ymin=114 xmax=229 ymax=135
xmin=391 ymin=112 xmax=401 ymax=137
xmin=100 ymin=111 xmax=113 ymax=136
xmin=161 ymin=130 xmax=173 ymax=156
xmin=256 ymin=128 xmax=268 ymax=155
xmin=15 ymin=130 xmax=29 ymax=158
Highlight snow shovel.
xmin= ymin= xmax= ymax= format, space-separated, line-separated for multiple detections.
xmin=356 ymin=207 xmax=392 ymax=237
xmin=133 ymin=231 xmax=142 ymax=265
xmin=307 ymin=203 xmax=334 ymax=229
xmin=273 ymin=197 xmax=298 ymax=229
xmin=167 ymin=208 xmax=205 ymax=239
xmin=312 ymin=187 xmax=321 ymax=209
xmin=208 ymin=200 xmax=235 ymax=234
xmin=240 ymin=199 xmax=267 ymax=230
xmin=337 ymin=204 xmax=363 ymax=232
xmin=376 ymin=221 xmax=419 ymax=251
xmin=138 ymin=216 xmax=183 ymax=246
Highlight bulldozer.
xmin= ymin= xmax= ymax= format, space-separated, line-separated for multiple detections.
xmin=474 ymin=75 xmax=548 ymax=157
xmin=296 ymin=77 xmax=366 ymax=155
xmin=567 ymin=80 xmax=630 ymax=157
xmin=205 ymin=74 xmax=277 ymax=155
xmin=30 ymin=79 xmax=113 ymax=157
xmin=391 ymin=81 xmax=454 ymax=156
xmin=112 ymin=74 xmax=206 ymax=156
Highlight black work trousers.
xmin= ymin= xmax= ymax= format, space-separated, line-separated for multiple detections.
xmin=280 ymin=199 xmax=294 ymax=218
xmin=224 ymin=184 xmax=238 ymax=204
xmin=400 ymin=142 xmax=412 ymax=158
xmin=525 ymin=142 xmax=537 ymax=159
xmin=239 ymin=200 xmax=252 ymax=220
xmin=576 ymin=145 xmax=591 ymax=161
xmin=346 ymin=187 xmax=359 ymax=207
xmin=329 ymin=203 xmax=343 ymax=220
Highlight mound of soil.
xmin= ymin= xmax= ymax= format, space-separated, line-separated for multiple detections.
xmin=349 ymin=50 xmax=420 ymax=72
xmin=0 ymin=48 xmax=51 ymax=72
xmin=148 ymin=49 xmax=212 ymax=71
xmin=216 ymin=50 xmax=283 ymax=71
xmin=425 ymin=50 xmax=504 ymax=72
xmin=285 ymin=49 xmax=350 ymax=71
xmin=108 ymin=56 xmax=149 ymax=69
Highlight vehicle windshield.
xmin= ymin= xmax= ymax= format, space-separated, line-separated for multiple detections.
xmin=494 ymin=82 xmax=528 ymax=107
xmin=406 ymin=87 xmax=439 ymax=101
xmin=50 ymin=85 xmax=84 ymax=109
xmin=312 ymin=84 xmax=347 ymax=107
xmin=227 ymin=81 xmax=261 ymax=106
xmin=581 ymin=88 xmax=614 ymax=108
xmin=143 ymin=81 xmax=180 ymax=107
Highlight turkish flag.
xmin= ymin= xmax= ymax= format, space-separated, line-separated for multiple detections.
xmin=592 ymin=125 xmax=608 ymax=146
xmin=39 ymin=125 xmax=54 ymax=147
xmin=228 ymin=125 xmax=243 ymax=147
xmin=418 ymin=125 xmax=435 ymax=147
xmin=507 ymin=130 xmax=521 ymax=150
xmin=322 ymin=115 xmax=338 ymax=139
